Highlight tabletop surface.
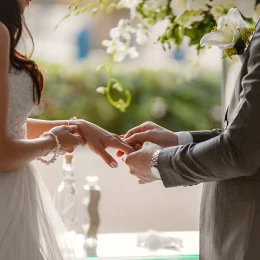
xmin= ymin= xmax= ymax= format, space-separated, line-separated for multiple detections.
xmin=72 ymin=231 xmax=199 ymax=259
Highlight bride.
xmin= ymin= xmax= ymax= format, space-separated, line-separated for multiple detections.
xmin=0 ymin=0 xmax=133 ymax=259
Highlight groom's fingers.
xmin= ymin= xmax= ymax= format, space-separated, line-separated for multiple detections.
xmin=138 ymin=179 xmax=146 ymax=185
xmin=125 ymin=132 xmax=151 ymax=146
xmin=116 ymin=142 xmax=142 ymax=157
xmin=124 ymin=124 xmax=146 ymax=139
xmin=124 ymin=122 xmax=155 ymax=139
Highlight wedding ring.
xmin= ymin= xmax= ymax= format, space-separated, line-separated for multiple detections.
xmin=66 ymin=126 xmax=72 ymax=134
xmin=68 ymin=116 xmax=77 ymax=126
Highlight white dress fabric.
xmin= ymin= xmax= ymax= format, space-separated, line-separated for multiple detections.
xmin=0 ymin=68 xmax=76 ymax=260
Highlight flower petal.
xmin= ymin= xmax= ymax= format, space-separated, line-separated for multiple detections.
xmin=200 ymin=31 xmax=233 ymax=47
xmin=102 ymin=40 xmax=112 ymax=47
xmin=225 ymin=8 xmax=247 ymax=30
xmin=217 ymin=15 xmax=227 ymax=30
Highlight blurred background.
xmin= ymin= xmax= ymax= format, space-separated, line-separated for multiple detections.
xmin=24 ymin=0 xmax=225 ymax=235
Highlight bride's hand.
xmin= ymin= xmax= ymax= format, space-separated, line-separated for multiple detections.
xmin=74 ymin=120 xmax=134 ymax=168
xmin=48 ymin=125 xmax=85 ymax=154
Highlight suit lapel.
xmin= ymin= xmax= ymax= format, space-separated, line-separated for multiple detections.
xmin=223 ymin=19 xmax=260 ymax=128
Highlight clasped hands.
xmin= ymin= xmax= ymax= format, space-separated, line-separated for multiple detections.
xmin=118 ymin=121 xmax=178 ymax=184
xmin=50 ymin=120 xmax=178 ymax=184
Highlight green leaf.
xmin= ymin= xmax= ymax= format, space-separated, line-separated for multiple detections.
xmin=107 ymin=3 xmax=116 ymax=13
xmin=96 ymin=64 xmax=109 ymax=72
xmin=55 ymin=12 xmax=71 ymax=30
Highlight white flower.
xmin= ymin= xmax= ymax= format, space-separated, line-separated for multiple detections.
xmin=128 ymin=47 xmax=139 ymax=59
xmin=103 ymin=18 xmax=140 ymax=62
xmin=176 ymin=10 xmax=205 ymax=28
xmin=170 ymin=0 xmax=210 ymax=28
xmin=114 ymin=46 xmax=139 ymax=62
xmin=200 ymin=8 xmax=248 ymax=49
xmin=110 ymin=19 xmax=134 ymax=41
xmin=209 ymin=0 xmax=234 ymax=19
xmin=102 ymin=39 xmax=125 ymax=54
xmin=170 ymin=0 xmax=209 ymax=18
xmin=96 ymin=87 xmax=106 ymax=95
xmin=145 ymin=0 xmax=168 ymax=11
xmin=136 ymin=24 xmax=149 ymax=44
xmin=170 ymin=0 xmax=188 ymax=17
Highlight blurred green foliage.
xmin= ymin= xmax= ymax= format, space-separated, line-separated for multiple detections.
xmin=34 ymin=62 xmax=221 ymax=134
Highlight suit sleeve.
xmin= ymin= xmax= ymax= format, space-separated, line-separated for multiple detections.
xmin=158 ymin=27 xmax=260 ymax=188
xmin=189 ymin=129 xmax=222 ymax=143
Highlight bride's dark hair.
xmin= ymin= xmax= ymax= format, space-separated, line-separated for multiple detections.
xmin=0 ymin=0 xmax=44 ymax=104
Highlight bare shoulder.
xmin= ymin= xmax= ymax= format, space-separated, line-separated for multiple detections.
xmin=0 ymin=22 xmax=10 ymax=45
xmin=0 ymin=22 xmax=10 ymax=75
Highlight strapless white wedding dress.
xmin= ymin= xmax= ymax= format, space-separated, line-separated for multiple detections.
xmin=0 ymin=68 xmax=75 ymax=260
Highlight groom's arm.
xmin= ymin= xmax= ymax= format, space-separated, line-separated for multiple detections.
xmin=176 ymin=128 xmax=222 ymax=145
xmin=158 ymin=26 xmax=260 ymax=187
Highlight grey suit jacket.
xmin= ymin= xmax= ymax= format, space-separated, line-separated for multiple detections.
xmin=158 ymin=23 xmax=260 ymax=186
xmin=158 ymin=22 xmax=260 ymax=260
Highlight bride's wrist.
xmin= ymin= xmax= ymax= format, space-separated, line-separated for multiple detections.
xmin=37 ymin=132 xmax=61 ymax=165
xmin=40 ymin=133 xmax=57 ymax=156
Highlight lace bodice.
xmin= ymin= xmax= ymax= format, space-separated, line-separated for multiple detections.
xmin=7 ymin=68 xmax=35 ymax=139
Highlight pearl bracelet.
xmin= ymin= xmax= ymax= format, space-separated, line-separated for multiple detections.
xmin=37 ymin=132 xmax=61 ymax=166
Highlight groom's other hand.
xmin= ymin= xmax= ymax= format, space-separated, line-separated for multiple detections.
xmin=117 ymin=121 xmax=178 ymax=157
xmin=123 ymin=141 xmax=162 ymax=184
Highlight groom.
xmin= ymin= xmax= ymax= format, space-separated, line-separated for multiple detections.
xmin=120 ymin=20 xmax=260 ymax=259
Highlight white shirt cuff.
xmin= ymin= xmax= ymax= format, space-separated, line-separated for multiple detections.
xmin=176 ymin=132 xmax=193 ymax=145
xmin=151 ymin=167 xmax=161 ymax=180
xmin=151 ymin=132 xmax=193 ymax=180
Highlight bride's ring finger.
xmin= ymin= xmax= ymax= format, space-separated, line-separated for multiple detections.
xmin=138 ymin=179 xmax=145 ymax=184
xmin=122 ymin=154 xmax=127 ymax=162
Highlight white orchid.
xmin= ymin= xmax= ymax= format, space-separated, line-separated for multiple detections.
xmin=170 ymin=0 xmax=210 ymax=18
xmin=201 ymin=8 xmax=248 ymax=49
xmin=136 ymin=24 xmax=149 ymax=44
xmin=102 ymin=39 xmax=125 ymax=54
xmin=175 ymin=10 xmax=205 ymax=28
xmin=170 ymin=0 xmax=210 ymax=28
xmin=109 ymin=19 xmax=135 ymax=41
xmin=201 ymin=8 xmax=255 ymax=58
xmin=114 ymin=46 xmax=139 ymax=62
xmin=145 ymin=0 xmax=168 ymax=11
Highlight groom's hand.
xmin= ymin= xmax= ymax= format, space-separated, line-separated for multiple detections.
xmin=117 ymin=121 xmax=178 ymax=157
xmin=123 ymin=142 xmax=162 ymax=184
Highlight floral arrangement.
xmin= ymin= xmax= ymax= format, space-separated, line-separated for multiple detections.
xmin=201 ymin=8 xmax=256 ymax=59
xmin=64 ymin=0 xmax=260 ymax=111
